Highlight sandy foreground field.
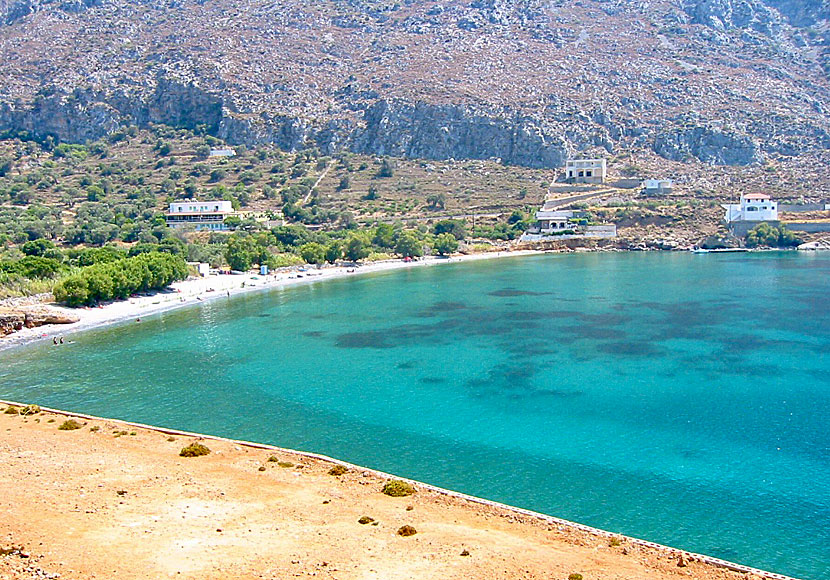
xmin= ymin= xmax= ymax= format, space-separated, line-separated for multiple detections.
xmin=0 ymin=405 xmax=787 ymax=580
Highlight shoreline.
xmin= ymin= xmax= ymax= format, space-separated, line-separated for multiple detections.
xmin=0 ymin=399 xmax=799 ymax=580
xmin=0 ymin=249 xmax=544 ymax=352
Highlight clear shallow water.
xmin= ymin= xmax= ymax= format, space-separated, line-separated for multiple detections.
xmin=1 ymin=252 xmax=828 ymax=579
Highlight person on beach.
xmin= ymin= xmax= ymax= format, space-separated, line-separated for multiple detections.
xmin=53 ymin=337 xmax=58 ymax=345
xmin=59 ymin=336 xmax=64 ymax=344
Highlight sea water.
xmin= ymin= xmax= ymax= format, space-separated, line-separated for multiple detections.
xmin=1 ymin=252 xmax=828 ymax=579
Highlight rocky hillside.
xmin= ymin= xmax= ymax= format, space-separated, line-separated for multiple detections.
xmin=0 ymin=0 xmax=828 ymax=171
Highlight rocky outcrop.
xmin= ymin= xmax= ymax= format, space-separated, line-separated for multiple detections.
xmin=683 ymin=0 xmax=829 ymax=32
xmin=351 ymin=101 xmax=569 ymax=168
xmin=653 ymin=126 xmax=761 ymax=165
xmin=0 ymin=305 xmax=79 ymax=337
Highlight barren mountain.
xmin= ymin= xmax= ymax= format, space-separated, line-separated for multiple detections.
xmin=0 ymin=0 xmax=828 ymax=170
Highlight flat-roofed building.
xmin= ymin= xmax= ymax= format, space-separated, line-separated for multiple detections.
xmin=722 ymin=193 xmax=778 ymax=223
xmin=166 ymin=200 xmax=235 ymax=231
xmin=565 ymin=159 xmax=606 ymax=184
xmin=642 ymin=179 xmax=673 ymax=196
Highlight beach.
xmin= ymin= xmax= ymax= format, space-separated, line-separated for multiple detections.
xmin=0 ymin=404 xmax=787 ymax=580
xmin=0 ymin=250 xmax=543 ymax=351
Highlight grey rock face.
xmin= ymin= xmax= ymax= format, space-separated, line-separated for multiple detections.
xmin=654 ymin=126 xmax=761 ymax=165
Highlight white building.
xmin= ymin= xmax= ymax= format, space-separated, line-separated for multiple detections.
xmin=722 ymin=193 xmax=778 ymax=223
xmin=209 ymin=148 xmax=237 ymax=158
xmin=642 ymin=179 xmax=673 ymax=196
xmin=565 ymin=159 xmax=606 ymax=184
xmin=166 ymin=200 xmax=235 ymax=231
xmin=522 ymin=208 xmax=616 ymax=240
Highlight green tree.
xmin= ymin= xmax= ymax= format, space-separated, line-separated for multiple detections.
xmin=344 ymin=234 xmax=369 ymax=262
xmin=433 ymin=219 xmax=467 ymax=240
xmin=225 ymin=235 xmax=257 ymax=271
xmin=433 ymin=232 xmax=459 ymax=256
xmin=395 ymin=232 xmax=422 ymax=258
xmin=338 ymin=175 xmax=351 ymax=190
xmin=299 ymin=242 xmax=327 ymax=265
xmin=376 ymin=158 xmax=395 ymax=178
xmin=21 ymin=239 xmax=56 ymax=257
xmin=426 ymin=193 xmax=445 ymax=210
xmin=325 ymin=240 xmax=343 ymax=263
xmin=373 ymin=223 xmax=396 ymax=248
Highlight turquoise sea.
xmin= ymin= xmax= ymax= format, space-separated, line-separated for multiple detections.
xmin=1 ymin=252 xmax=828 ymax=579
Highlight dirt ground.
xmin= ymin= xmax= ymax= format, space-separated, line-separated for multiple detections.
xmin=0 ymin=405 xmax=781 ymax=580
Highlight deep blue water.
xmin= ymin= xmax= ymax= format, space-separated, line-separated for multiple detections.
xmin=1 ymin=252 xmax=828 ymax=579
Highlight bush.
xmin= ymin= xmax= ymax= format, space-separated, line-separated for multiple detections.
xmin=4 ymin=406 xmax=19 ymax=414
xmin=568 ymin=574 xmax=583 ymax=580
xmin=58 ymin=419 xmax=82 ymax=430
xmin=53 ymin=252 xmax=188 ymax=306
xmin=328 ymin=465 xmax=348 ymax=476
xmin=179 ymin=442 xmax=211 ymax=457
xmin=382 ymin=480 xmax=415 ymax=497
xmin=397 ymin=525 xmax=417 ymax=536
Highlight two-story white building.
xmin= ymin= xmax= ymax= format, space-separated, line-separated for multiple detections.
xmin=166 ymin=200 xmax=235 ymax=231
xmin=565 ymin=159 xmax=606 ymax=184
xmin=722 ymin=193 xmax=778 ymax=223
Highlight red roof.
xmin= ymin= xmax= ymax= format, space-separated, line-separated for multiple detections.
xmin=742 ymin=193 xmax=770 ymax=200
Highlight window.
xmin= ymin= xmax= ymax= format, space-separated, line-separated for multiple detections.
xmin=586 ymin=170 xmax=592 ymax=177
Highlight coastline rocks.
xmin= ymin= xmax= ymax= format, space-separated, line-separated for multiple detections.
xmin=0 ymin=310 xmax=25 ymax=336
xmin=0 ymin=305 xmax=79 ymax=337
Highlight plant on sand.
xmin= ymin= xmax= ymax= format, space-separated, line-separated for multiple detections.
xmin=179 ymin=442 xmax=211 ymax=457
xmin=328 ymin=465 xmax=348 ymax=476
xmin=397 ymin=525 xmax=417 ymax=536
xmin=382 ymin=480 xmax=415 ymax=497
xmin=568 ymin=574 xmax=584 ymax=580
xmin=58 ymin=419 xmax=82 ymax=430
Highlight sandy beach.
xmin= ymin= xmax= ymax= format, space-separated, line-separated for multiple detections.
xmin=0 ymin=250 xmax=543 ymax=351
xmin=0 ymin=404 xmax=790 ymax=580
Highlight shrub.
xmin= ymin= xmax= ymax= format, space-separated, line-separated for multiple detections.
xmin=382 ymin=480 xmax=415 ymax=497
xmin=358 ymin=516 xmax=375 ymax=525
xmin=4 ymin=406 xmax=19 ymax=415
xmin=58 ymin=419 xmax=82 ymax=430
xmin=397 ymin=525 xmax=417 ymax=536
xmin=19 ymin=404 xmax=40 ymax=416
xmin=53 ymin=252 xmax=188 ymax=306
xmin=277 ymin=461 xmax=294 ymax=468
xmin=328 ymin=465 xmax=348 ymax=476
xmin=179 ymin=442 xmax=211 ymax=457
xmin=568 ymin=574 xmax=583 ymax=580
xmin=609 ymin=536 xmax=622 ymax=547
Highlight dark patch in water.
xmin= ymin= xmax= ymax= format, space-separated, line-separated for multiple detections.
xmin=488 ymin=288 xmax=551 ymax=297
xmin=419 ymin=377 xmax=446 ymax=384
xmin=421 ymin=301 xmax=469 ymax=315
xmin=511 ymin=310 xmax=581 ymax=321
xmin=335 ymin=332 xmax=393 ymax=349
xmin=597 ymin=341 xmax=666 ymax=357
xmin=302 ymin=331 xmax=325 ymax=337
xmin=535 ymin=389 xmax=583 ymax=399
xmin=396 ymin=360 xmax=418 ymax=369
xmin=334 ymin=320 xmax=460 ymax=349
xmin=578 ymin=312 xmax=630 ymax=326
xmin=560 ymin=325 xmax=619 ymax=340
xmin=256 ymin=313 xmax=271 ymax=318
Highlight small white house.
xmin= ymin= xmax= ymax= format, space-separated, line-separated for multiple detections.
xmin=642 ymin=179 xmax=673 ymax=196
xmin=209 ymin=148 xmax=237 ymax=158
xmin=166 ymin=200 xmax=235 ymax=231
xmin=565 ymin=159 xmax=606 ymax=184
xmin=722 ymin=193 xmax=778 ymax=223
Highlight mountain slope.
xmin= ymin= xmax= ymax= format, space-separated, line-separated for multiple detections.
xmin=0 ymin=0 xmax=827 ymax=169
